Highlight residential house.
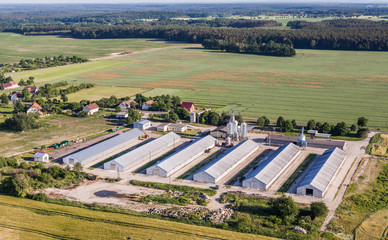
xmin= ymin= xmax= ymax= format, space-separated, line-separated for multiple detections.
xmin=1 ymin=81 xmax=19 ymax=90
xmin=27 ymin=102 xmax=43 ymax=115
xmin=133 ymin=119 xmax=152 ymax=130
xmin=141 ymin=100 xmax=155 ymax=110
xmin=156 ymin=123 xmax=187 ymax=133
xmin=23 ymin=86 xmax=39 ymax=94
xmin=116 ymin=112 xmax=129 ymax=118
xmin=10 ymin=92 xmax=23 ymax=101
xmin=119 ymin=99 xmax=136 ymax=109
xmin=180 ymin=102 xmax=196 ymax=112
xmin=83 ymin=103 xmax=99 ymax=115
xmin=34 ymin=152 xmax=49 ymax=162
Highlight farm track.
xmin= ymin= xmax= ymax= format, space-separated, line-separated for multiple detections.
xmin=0 ymin=201 xmax=228 ymax=240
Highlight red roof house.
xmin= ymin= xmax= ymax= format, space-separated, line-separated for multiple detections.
xmin=180 ymin=102 xmax=196 ymax=112
xmin=83 ymin=103 xmax=99 ymax=115
xmin=1 ymin=81 xmax=19 ymax=90
xmin=27 ymin=102 xmax=43 ymax=115
xmin=23 ymin=86 xmax=39 ymax=94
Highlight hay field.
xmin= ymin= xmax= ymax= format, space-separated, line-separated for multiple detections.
xmin=0 ymin=195 xmax=273 ymax=240
xmin=5 ymin=35 xmax=388 ymax=128
xmin=370 ymin=134 xmax=388 ymax=157
xmin=355 ymin=209 xmax=388 ymax=240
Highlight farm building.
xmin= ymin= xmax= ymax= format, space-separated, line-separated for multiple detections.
xmin=146 ymin=135 xmax=218 ymax=177
xmin=27 ymin=102 xmax=43 ymax=115
xmin=119 ymin=100 xmax=135 ymax=109
xmin=34 ymin=152 xmax=49 ymax=162
xmin=210 ymin=126 xmax=228 ymax=139
xmin=156 ymin=123 xmax=187 ymax=132
xmin=116 ymin=112 xmax=128 ymax=118
xmin=104 ymin=132 xmax=181 ymax=171
xmin=134 ymin=119 xmax=152 ymax=130
xmin=142 ymin=100 xmax=155 ymax=110
xmin=63 ymin=128 xmax=144 ymax=165
xmin=23 ymin=86 xmax=39 ymax=94
xmin=83 ymin=103 xmax=99 ymax=115
xmin=242 ymin=143 xmax=301 ymax=190
xmin=296 ymin=147 xmax=347 ymax=198
xmin=267 ymin=135 xmax=346 ymax=149
xmin=193 ymin=139 xmax=259 ymax=183
xmin=1 ymin=81 xmax=19 ymax=90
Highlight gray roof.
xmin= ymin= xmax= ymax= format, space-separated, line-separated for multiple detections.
xmin=195 ymin=139 xmax=258 ymax=182
xmin=34 ymin=152 xmax=48 ymax=158
xmin=136 ymin=119 xmax=151 ymax=125
xmin=244 ymin=143 xmax=301 ymax=187
xmin=107 ymin=132 xmax=181 ymax=170
xmin=152 ymin=135 xmax=217 ymax=175
xmin=298 ymin=147 xmax=347 ymax=193
xmin=65 ymin=129 xmax=144 ymax=164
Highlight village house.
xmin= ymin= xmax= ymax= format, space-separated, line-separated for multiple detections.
xmin=27 ymin=102 xmax=43 ymax=115
xmin=142 ymin=100 xmax=155 ymax=110
xmin=83 ymin=103 xmax=99 ymax=115
xmin=119 ymin=99 xmax=136 ymax=109
xmin=1 ymin=81 xmax=19 ymax=90
xmin=23 ymin=86 xmax=39 ymax=94
xmin=10 ymin=92 xmax=23 ymax=101
xmin=156 ymin=123 xmax=188 ymax=133
xmin=180 ymin=102 xmax=196 ymax=112
xmin=34 ymin=152 xmax=49 ymax=162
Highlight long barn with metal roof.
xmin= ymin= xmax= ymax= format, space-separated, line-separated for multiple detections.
xmin=104 ymin=132 xmax=181 ymax=172
xmin=297 ymin=147 xmax=347 ymax=198
xmin=193 ymin=139 xmax=259 ymax=183
xmin=63 ymin=128 xmax=144 ymax=166
xmin=242 ymin=143 xmax=301 ymax=190
xmin=146 ymin=135 xmax=218 ymax=177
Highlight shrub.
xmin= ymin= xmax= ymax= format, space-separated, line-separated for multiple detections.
xmin=269 ymin=194 xmax=299 ymax=224
xmin=310 ymin=201 xmax=328 ymax=219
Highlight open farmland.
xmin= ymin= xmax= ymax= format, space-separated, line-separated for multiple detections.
xmin=0 ymin=33 xmax=178 ymax=63
xmin=0 ymin=195 xmax=272 ymax=240
xmin=66 ymin=86 xmax=148 ymax=102
xmin=5 ymin=35 xmax=388 ymax=128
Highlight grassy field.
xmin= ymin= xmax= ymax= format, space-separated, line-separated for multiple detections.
xmin=66 ymin=86 xmax=148 ymax=102
xmin=0 ymin=195 xmax=275 ymax=240
xmin=369 ymin=134 xmax=388 ymax=157
xmin=0 ymin=33 xmax=178 ymax=63
xmin=4 ymin=35 xmax=388 ymax=128
xmin=355 ymin=209 xmax=388 ymax=240
xmin=0 ymin=114 xmax=116 ymax=156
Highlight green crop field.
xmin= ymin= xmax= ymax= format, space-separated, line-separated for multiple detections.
xmin=0 ymin=32 xmax=180 ymax=63
xmin=66 ymin=86 xmax=148 ymax=102
xmin=4 ymin=34 xmax=388 ymax=128
xmin=0 ymin=195 xmax=274 ymax=240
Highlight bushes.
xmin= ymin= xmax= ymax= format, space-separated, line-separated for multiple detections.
xmin=130 ymin=180 xmax=216 ymax=196
xmin=310 ymin=202 xmax=328 ymax=219
xmin=269 ymin=194 xmax=299 ymax=224
xmin=1 ymin=112 xmax=40 ymax=131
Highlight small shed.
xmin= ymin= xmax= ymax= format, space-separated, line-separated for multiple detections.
xmin=134 ymin=119 xmax=152 ymax=130
xmin=34 ymin=152 xmax=49 ymax=162
xmin=157 ymin=123 xmax=170 ymax=132
xmin=116 ymin=112 xmax=129 ymax=118
xmin=168 ymin=123 xmax=187 ymax=133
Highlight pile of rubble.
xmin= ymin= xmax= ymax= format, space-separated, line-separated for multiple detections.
xmin=226 ymin=191 xmax=272 ymax=200
xmin=148 ymin=207 xmax=234 ymax=223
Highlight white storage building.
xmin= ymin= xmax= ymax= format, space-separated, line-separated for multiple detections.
xmin=104 ymin=132 xmax=181 ymax=172
xmin=34 ymin=152 xmax=49 ymax=162
xmin=63 ymin=129 xmax=144 ymax=165
xmin=296 ymin=147 xmax=347 ymax=198
xmin=193 ymin=139 xmax=258 ymax=183
xmin=242 ymin=143 xmax=301 ymax=190
xmin=146 ymin=135 xmax=218 ymax=177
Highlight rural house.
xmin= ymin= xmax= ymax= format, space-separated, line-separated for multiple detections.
xmin=156 ymin=123 xmax=188 ymax=133
xmin=119 ymin=99 xmax=136 ymax=109
xmin=83 ymin=103 xmax=99 ymax=115
xmin=27 ymin=102 xmax=43 ymax=115
xmin=141 ymin=100 xmax=155 ymax=110
xmin=34 ymin=152 xmax=49 ymax=162
xmin=180 ymin=102 xmax=196 ymax=112
xmin=10 ymin=92 xmax=23 ymax=101
xmin=1 ymin=81 xmax=19 ymax=90
xmin=23 ymin=86 xmax=39 ymax=94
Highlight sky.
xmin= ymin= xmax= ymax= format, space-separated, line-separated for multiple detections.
xmin=0 ymin=0 xmax=387 ymax=3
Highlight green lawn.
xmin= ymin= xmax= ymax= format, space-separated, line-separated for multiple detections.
xmin=3 ymin=35 xmax=388 ymax=128
xmin=0 ymin=195 xmax=274 ymax=240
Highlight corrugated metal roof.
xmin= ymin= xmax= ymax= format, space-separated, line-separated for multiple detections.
xmin=108 ymin=132 xmax=181 ymax=170
xmin=297 ymin=147 xmax=347 ymax=193
xmin=195 ymin=139 xmax=258 ymax=182
xmin=66 ymin=128 xmax=144 ymax=163
xmin=244 ymin=143 xmax=301 ymax=186
xmin=153 ymin=135 xmax=217 ymax=174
